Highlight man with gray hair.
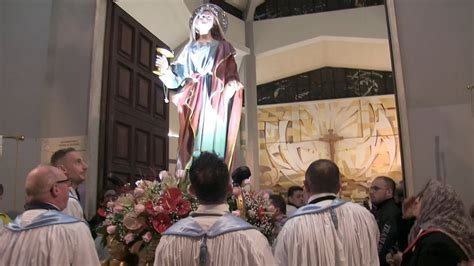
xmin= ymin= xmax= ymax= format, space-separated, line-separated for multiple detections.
xmin=0 ymin=165 xmax=99 ymax=265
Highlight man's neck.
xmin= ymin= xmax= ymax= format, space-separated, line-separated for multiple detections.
xmin=25 ymin=200 xmax=61 ymax=211
xmin=307 ymin=192 xmax=338 ymax=204
xmin=374 ymin=197 xmax=394 ymax=208
xmin=287 ymin=202 xmax=299 ymax=208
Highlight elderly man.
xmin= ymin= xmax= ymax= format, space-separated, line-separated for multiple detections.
xmin=154 ymin=152 xmax=274 ymax=265
xmin=370 ymin=176 xmax=402 ymax=266
xmin=274 ymin=159 xmax=380 ymax=266
xmin=51 ymin=148 xmax=88 ymax=220
xmin=0 ymin=165 xmax=99 ymax=265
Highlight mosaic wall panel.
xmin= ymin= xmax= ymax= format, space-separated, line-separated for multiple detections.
xmin=258 ymin=95 xmax=402 ymax=202
xmin=257 ymin=67 xmax=394 ymax=105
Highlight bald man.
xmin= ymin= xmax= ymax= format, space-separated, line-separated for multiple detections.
xmin=0 ymin=165 xmax=100 ymax=265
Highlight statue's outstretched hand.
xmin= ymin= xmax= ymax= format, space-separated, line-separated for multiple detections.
xmin=155 ymin=54 xmax=169 ymax=71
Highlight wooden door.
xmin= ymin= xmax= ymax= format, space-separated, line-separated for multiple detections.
xmin=99 ymin=3 xmax=169 ymax=195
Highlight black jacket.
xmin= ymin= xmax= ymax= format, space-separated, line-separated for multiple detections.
xmin=402 ymin=231 xmax=469 ymax=266
xmin=373 ymin=198 xmax=402 ymax=266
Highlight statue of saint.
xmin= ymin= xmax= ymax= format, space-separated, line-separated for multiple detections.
xmin=155 ymin=4 xmax=243 ymax=172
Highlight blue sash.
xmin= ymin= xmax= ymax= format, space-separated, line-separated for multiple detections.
xmin=288 ymin=198 xmax=346 ymax=230
xmin=5 ymin=210 xmax=82 ymax=232
xmin=163 ymin=213 xmax=254 ymax=238
xmin=163 ymin=213 xmax=255 ymax=265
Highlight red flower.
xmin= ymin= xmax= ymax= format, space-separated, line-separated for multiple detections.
xmin=176 ymin=199 xmax=192 ymax=217
xmin=152 ymin=211 xmax=172 ymax=233
xmin=258 ymin=206 xmax=265 ymax=219
xmin=161 ymin=187 xmax=183 ymax=211
xmin=97 ymin=207 xmax=106 ymax=218
xmin=145 ymin=201 xmax=155 ymax=215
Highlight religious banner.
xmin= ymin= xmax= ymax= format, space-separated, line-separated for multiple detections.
xmin=258 ymin=95 xmax=402 ymax=202
xmin=40 ymin=136 xmax=87 ymax=164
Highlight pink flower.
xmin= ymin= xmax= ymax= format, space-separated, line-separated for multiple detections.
xmin=106 ymin=201 xmax=115 ymax=209
xmin=106 ymin=225 xmax=116 ymax=234
xmin=134 ymin=187 xmax=145 ymax=197
xmin=142 ymin=232 xmax=152 ymax=243
xmin=134 ymin=204 xmax=145 ymax=214
xmin=154 ymin=205 xmax=164 ymax=213
xmin=124 ymin=233 xmax=135 ymax=244
xmin=113 ymin=205 xmax=124 ymax=213
xmin=232 ymin=187 xmax=242 ymax=196
xmin=175 ymin=169 xmax=186 ymax=180
xmin=231 ymin=210 xmax=241 ymax=217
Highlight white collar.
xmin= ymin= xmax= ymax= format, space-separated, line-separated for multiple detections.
xmin=195 ymin=203 xmax=229 ymax=214
xmin=307 ymin=193 xmax=338 ymax=204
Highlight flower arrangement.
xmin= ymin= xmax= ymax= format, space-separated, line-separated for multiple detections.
xmin=97 ymin=171 xmax=197 ymax=264
xmin=229 ymin=186 xmax=277 ymax=244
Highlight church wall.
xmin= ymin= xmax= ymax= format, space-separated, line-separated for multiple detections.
xmin=390 ymin=0 xmax=473 ymax=206
xmin=0 ymin=0 xmax=97 ymax=215
xmin=253 ymin=5 xmax=388 ymax=56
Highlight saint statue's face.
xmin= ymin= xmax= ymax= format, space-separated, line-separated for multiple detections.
xmin=194 ymin=11 xmax=214 ymax=35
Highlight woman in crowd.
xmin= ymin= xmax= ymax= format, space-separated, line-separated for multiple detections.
xmin=388 ymin=179 xmax=473 ymax=265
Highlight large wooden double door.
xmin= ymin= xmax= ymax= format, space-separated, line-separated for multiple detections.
xmin=99 ymin=3 xmax=169 ymax=195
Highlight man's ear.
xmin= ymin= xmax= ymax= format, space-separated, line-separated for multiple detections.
xmin=303 ymin=179 xmax=309 ymax=194
xmin=50 ymin=184 xmax=59 ymax=198
xmin=387 ymin=188 xmax=394 ymax=198
xmin=57 ymin=165 xmax=67 ymax=174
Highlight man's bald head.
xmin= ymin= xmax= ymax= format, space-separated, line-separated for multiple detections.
xmin=25 ymin=165 xmax=68 ymax=204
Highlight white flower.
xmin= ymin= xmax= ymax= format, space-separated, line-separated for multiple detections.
xmin=159 ymin=170 xmax=170 ymax=181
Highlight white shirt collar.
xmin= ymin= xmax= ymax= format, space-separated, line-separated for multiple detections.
xmin=307 ymin=192 xmax=338 ymax=204
xmin=195 ymin=203 xmax=230 ymax=214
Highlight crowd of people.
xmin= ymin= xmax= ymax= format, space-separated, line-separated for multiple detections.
xmin=0 ymin=147 xmax=473 ymax=265
xmin=0 ymin=3 xmax=473 ymax=265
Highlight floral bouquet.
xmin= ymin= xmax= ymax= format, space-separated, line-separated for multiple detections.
xmin=229 ymin=186 xmax=277 ymax=244
xmin=97 ymin=171 xmax=197 ymax=264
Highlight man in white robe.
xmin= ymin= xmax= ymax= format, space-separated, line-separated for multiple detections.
xmin=274 ymin=159 xmax=380 ymax=266
xmin=154 ymin=152 xmax=275 ymax=266
xmin=51 ymin=148 xmax=88 ymax=220
xmin=0 ymin=165 xmax=100 ymax=265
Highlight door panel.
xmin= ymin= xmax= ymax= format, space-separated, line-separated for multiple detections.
xmin=100 ymin=3 xmax=169 ymax=195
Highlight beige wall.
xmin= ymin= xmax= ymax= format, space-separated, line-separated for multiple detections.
xmin=0 ymin=0 xmax=98 ymax=216
xmin=388 ymin=0 xmax=473 ymax=206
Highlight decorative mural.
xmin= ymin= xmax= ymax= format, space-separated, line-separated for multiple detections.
xmin=258 ymin=95 xmax=402 ymax=202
